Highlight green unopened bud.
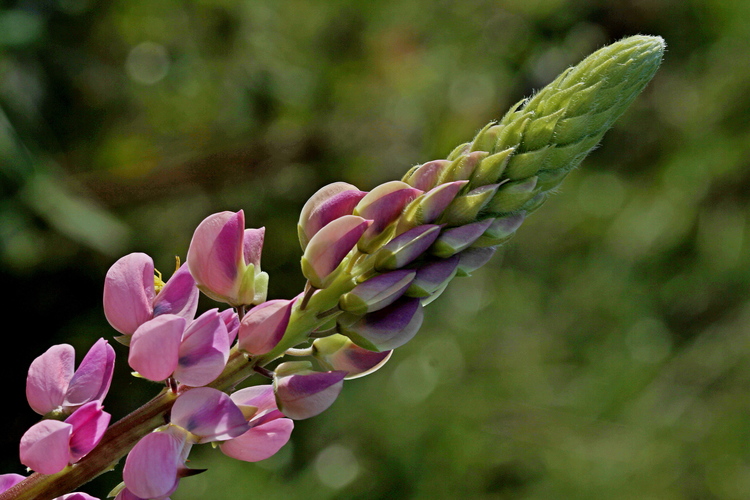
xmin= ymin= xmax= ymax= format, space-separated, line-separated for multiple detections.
xmin=485 ymin=176 xmax=538 ymax=214
xmin=440 ymin=151 xmax=488 ymax=184
xmin=469 ymin=147 xmax=515 ymax=188
xmin=470 ymin=123 xmax=502 ymax=152
xmin=439 ymin=183 xmax=500 ymax=226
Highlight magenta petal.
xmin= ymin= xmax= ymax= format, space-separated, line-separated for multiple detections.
xmin=65 ymin=401 xmax=111 ymax=462
xmin=339 ymin=297 xmax=424 ymax=351
xmin=405 ymin=160 xmax=452 ymax=190
xmin=19 ymin=420 xmax=72 ymax=474
xmin=103 ymin=253 xmax=155 ymax=335
xmin=187 ymin=211 xmax=244 ymax=300
xmin=64 ymin=339 xmax=115 ymax=409
xmin=129 ymin=315 xmax=184 ymax=382
xmin=56 ymin=493 xmax=101 ymax=500
xmin=301 ymin=215 xmax=372 ymax=288
xmin=243 ymin=227 xmax=265 ymax=268
xmin=174 ymin=310 xmax=230 ymax=387
xmin=0 ymin=474 xmax=25 ymax=494
xmin=153 ymin=263 xmax=199 ymax=322
xmin=219 ymin=308 xmax=240 ymax=344
xmin=298 ymin=182 xmax=367 ymax=249
xmin=237 ymin=299 xmax=295 ymax=355
xmin=274 ymin=366 xmax=347 ymax=420
xmin=355 ymin=181 xmax=422 ymax=234
xmin=171 ymin=387 xmax=248 ymax=443
xmin=220 ymin=418 xmax=294 ymax=462
xmin=26 ymin=344 xmax=74 ymax=415
xmin=123 ymin=431 xmax=185 ymax=499
xmin=417 ymin=181 xmax=468 ymax=224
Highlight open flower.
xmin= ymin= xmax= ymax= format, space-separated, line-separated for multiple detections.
xmin=103 ymin=253 xmax=199 ymax=336
xmin=26 ymin=338 xmax=115 ymax=416
xmin=20 ymin=401 xmax=110 ymax=475
xmin=187 ymin=210 xmax=269 ymax=307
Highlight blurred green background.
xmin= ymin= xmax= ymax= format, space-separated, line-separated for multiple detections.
xmin=2 ymin=0 xmax=750 ymax=498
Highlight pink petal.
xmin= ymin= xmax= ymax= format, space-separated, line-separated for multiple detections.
xmin=19 ymin=420 xmax=73 ymax=474
xmin=170 ymin=387 xmax=249 ymax=443
xmin=298 ymin=182 xmax=367 ymax=249
xmin=26 ymin=344 xmax=75 ymax=415
xmin=301 ymin=215 xmax=372 ymax=288
xmin=0 ymin=473 xmax=26 ymax=493
xmin=56 ymin=493 xmax=101 ymax=500
xmin=153 ymin=263 xmax=199 ymax=322
xmin=187 ymin=211 xmax=244 ymax=300
xmin=65 ymin=401 xmax=111 ymax=462
xmin=237 ymin=299 xmax=295 ymax=355
xmin=274 ymin=365 xmax=347 ymax=420
xmin=123 ymin=431 xmax=185 ymax=499
xmin=313 ymin=335 xmax=393 ymax=379
xmin=243 ymin=227 xmax=265 ymax=268
xmin=220 ymin=418 xmax=294 ymax=462
xmin=230 ymin=385 xmax=284 ymax=425
xmin=128 ymin=315 xmax=184 ymax=382
xmin=219 ymin=308 xmax=240 ymax=344
xmin=174 ymin=310 xmax=229 ymax=387
xmin=64 ymin=338 xmax=115 ymax=409
xmin=103 ymin=253 xmax=155 ymax=335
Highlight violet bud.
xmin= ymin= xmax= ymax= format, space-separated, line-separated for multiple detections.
xmin=313 ymin=334 xmax=393 ymax=379
xmin=301 ymin=215 xmax=372 ymax=289
xmin=430 ymin=218 xmax=495 ymax=258
xmin=397 ymin=181 xmax=467 ymax=233
xmin=353 ymin=181 xmax=422 ymax=253
xmin=373 ymin=224 xmax=442 ymax=272
xmin=273 ymin=361 xmax=347 ymax=420
xmin=456 ymin=246 xmax=497 ymax=277
xmin=237 ymin=299 xmax=296 ymax=355
xmin=298 ymin=182 xmax=367 ymax=250
xmin=339 ymin=269 xmax=416 ymax=315
xmin=405 ymin=255 xmax=460 ymax=297
xmin=337 ymin=297 xmax=424 ymax=352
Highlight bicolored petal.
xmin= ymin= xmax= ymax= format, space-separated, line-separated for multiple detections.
xmin=103 ymin=253 xmax=155 ymax=335
xmin=301 ymin=215 xmax=372 ymax=289
xmin=123 ymin=431 xmax=186 ymax=500
xmin=313 ymin=334 xmax=392 ymax=379
xmin=398 ymin=181 xmax=468 ymax=232
xmin=430 ymin=218 xmax=495 ymax=258
xmin=338 ymin=297 xmax=424 ymax=352
xmin=65 ymin=401 xmax=110 ymax=462
xmin=187 ymin=211 xmax=245 ymax=303
xmin=472 ymin=212 xmax=526 ymax=247
xmin=19 ymin=420 xmax=72 ymax=474
xmin=405 ymin=255 xmax=460 ymax=297
xmin=220 ymin=418 xmax=294 ymax=463
xmin=354 ymin=181 xmax=422 ymax=252
xmin=170 ymin=388 xmax=248 ymax=443
xmin=402 ymin=160 xmax=452 ymax=191
xmin=339 ymin=270 xmax=415 ymax=315
xmin=273 ymin=362 xmax=347 ymax=420
xmin=238 ymin=299 xmax=295 ymax=355
xmin=64 ymin=338 xmax=115 ymax=410
xmin=373 ymin=225 xmax=442 ymax=271
xmin=174 ymin=309 xmax=230 ymax=387
xmin=128 ymin=315 xmax=185 ymax=382
xmin=152 ymin=263 xmax=199 ymax=322
xmin=26 ymin=344 xmax=74 ymax=415
xmin=456 ymin=246 xmax=497 ymax=277
xmin=298 ymin=182 xmax=367 ymax=250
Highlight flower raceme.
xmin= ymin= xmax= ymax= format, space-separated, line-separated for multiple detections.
xmin=1 ymin=36 xmax=664 ymax=500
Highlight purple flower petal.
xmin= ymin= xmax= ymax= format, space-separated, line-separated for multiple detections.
xmin=404 ymin=160 xmax=452 ymax=191
xmin=65 ymin=401 xmax=110 ymax=462
xmin=220 ymin=418 xmax=294 ymax=462
xmin=456 ymin=246 xmax=497 ymax=276
xmin=273 ymin=362 xmax=347 ymax=420
xmin=153 ymin=263 xmax=199 ymax=322
xmin=26 ymin=344 xmax=74 ymax=415
xmin=238 ymin=299 xmax=295 ymax=355
xmin=103 ymin=253 xmax=155 ymax=335
xmin=431 ymin=219 xmax=495 ymax=258
xmin=123 ymin=431 xmax=186 ymax=499
xmin=338 ymin=297 xmax=424 ymax=352
xmin=373 ymin=225 xmax=442 ymax=271
xmin=339 ymin=270 xmax=416 ymax=315
xmin=170 ymin=388 xmax=249 ymax=443
xmin=64 ymin=338 xmax=115 ymax=409
xmin=0 ymin=474 xmax=25 ymax=494
xmin=406 ymin=256 xmax=460 ymax=297
xmin=354 ymin=181 xmax=422 ymax=250
xmin=187 ymin=211 xmax=244 ymax=302
xmin=301 ymin=215 xmax=372 ymax=289
xmin=128 ymin=315 xmax=184 ymax=382
xmin=313 ymin=335 xmax=393 ymax=379
xmin=174 ymin=309 xmax=230 ymax=387
xmin=219 ymin=308 xmax=240 ymax=344
xmin=19 ymin=420 xmax=72 ymax=474
xmin=298 ymin=182 xmax=367 ymax=249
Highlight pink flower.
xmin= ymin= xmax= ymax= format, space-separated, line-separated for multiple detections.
xmin=128 ymin=309 xmax=230 ymax=387
xmin=122 ymin=428 xmax=188 ymax=500
xmin=103 ymin=253 xmax=199 ymax=336
xmin=220 ymin=385 xmax=294 ymax=462
xmin=26 ymin=338 xmax=115 ymax=416
xmin=187 ymin=210 xmax=269 ymax=307
xmin=237 ymin=298 xmax=296 ymax=355
xmin=20 ymin=401 xmax=110 ymax=474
